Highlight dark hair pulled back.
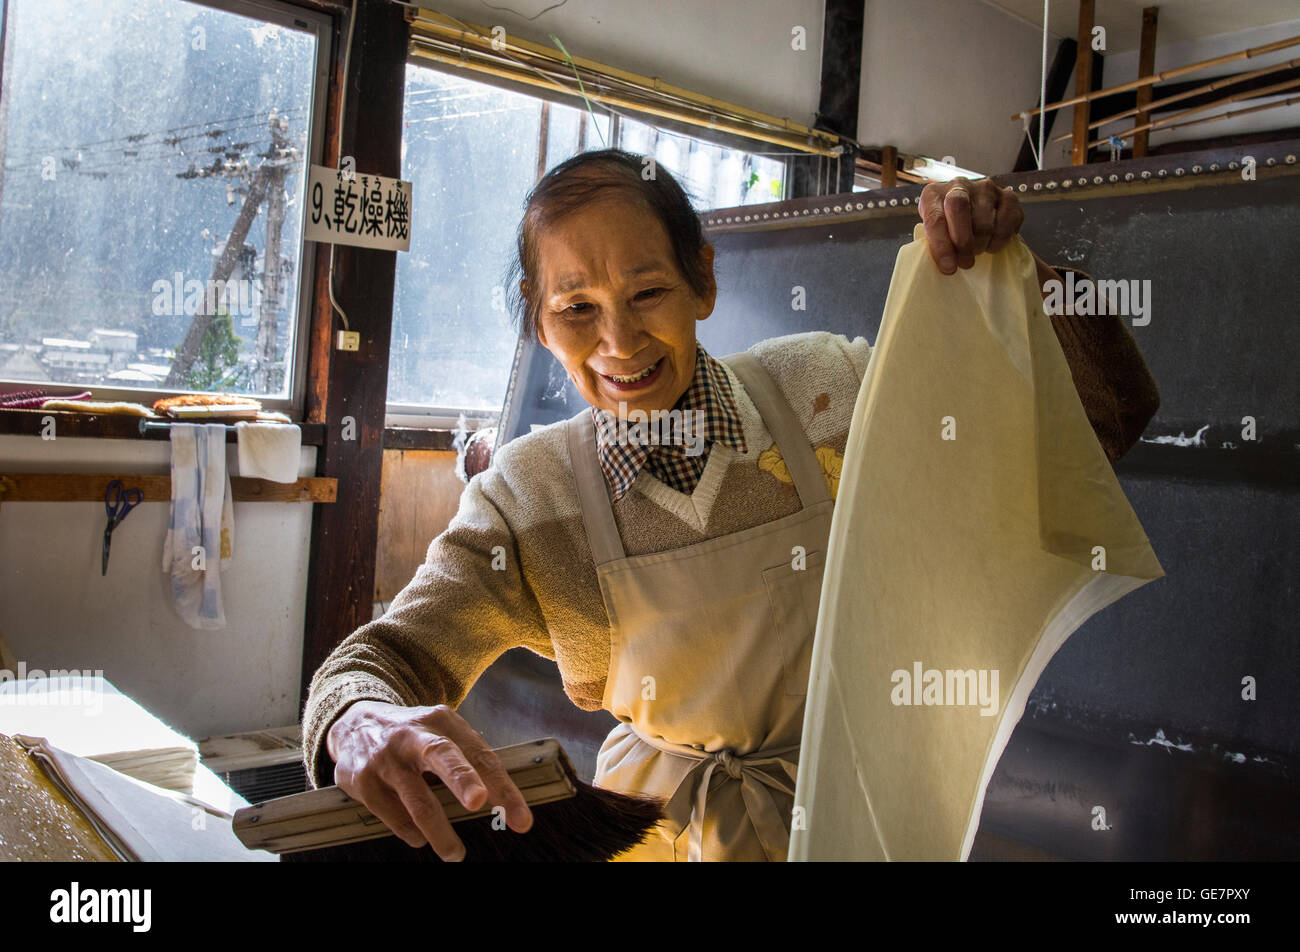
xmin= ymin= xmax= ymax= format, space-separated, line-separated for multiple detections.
xmin=504 ymin=148 xmax=713 ymax=341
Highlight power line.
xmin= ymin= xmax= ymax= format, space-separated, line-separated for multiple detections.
xmin=1 ymin=107 xmax=310 ymax=164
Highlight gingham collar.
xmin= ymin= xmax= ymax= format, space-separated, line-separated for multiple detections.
xmin=590 ymin=341 xmax=747 ymax=500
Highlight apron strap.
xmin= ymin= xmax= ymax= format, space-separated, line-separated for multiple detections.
xmin=723 ymin=351 xmax=831 ymax=509
xmin=566 ymin=411 xmax=626 ymax=565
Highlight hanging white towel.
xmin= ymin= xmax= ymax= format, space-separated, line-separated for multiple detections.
xmin=162 ymin=424 xmax=234 ymax=630
xmin=234 ymin=421 xmax=301 ymax=483
xmin=789 ymin=225 xmax=1164 ymax=862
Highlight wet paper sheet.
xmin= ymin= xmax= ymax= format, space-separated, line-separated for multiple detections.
xmin=789 ymin=225 xmax=1164 ymax=861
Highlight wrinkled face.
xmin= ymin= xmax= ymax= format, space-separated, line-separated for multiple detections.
xmin=526 ymin=194 xmax=715 ymax=415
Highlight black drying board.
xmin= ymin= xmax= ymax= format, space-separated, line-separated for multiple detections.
xmin=477 ymin=150 xmax=1300 ymax=859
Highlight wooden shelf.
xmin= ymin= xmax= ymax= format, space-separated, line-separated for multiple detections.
xmin=0 ymin=473 xmax=337 ymax=504
xmin=0 ymin=408 xmax=328 ymax=445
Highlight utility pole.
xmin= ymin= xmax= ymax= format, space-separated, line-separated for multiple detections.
xmin=165 ymin=110 xmax=301 ymax=390
xmin=255 ymin=111 xmax=293 ymax=393
xmin=163 ymin=165 xmax=268 ymax=387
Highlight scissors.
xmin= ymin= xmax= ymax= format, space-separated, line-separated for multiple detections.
xmin=103 ymin=479 xmax=143 ymax=576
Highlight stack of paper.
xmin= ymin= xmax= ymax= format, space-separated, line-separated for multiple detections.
xmin=0 ymin=676 xmax=199 ymax=794
xmin=10 ymin=733 xmax=276 ymax=862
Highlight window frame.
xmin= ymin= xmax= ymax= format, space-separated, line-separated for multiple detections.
xmin=386 ymin=58 xmax=793 ymax=430
xmin=0 ymin=0 xmax=334 ymax=422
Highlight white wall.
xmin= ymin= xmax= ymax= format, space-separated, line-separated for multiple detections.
xmin=858 ymin=1 xmax=1300 ymax=175
xmin=1095 ymin=17 xmax=1300 ymax=153
xmin=418 ymin=0 xmax=825 ymax=127
xmin=858 ymin=0 xmax=1049 ymax=176
xmin=0 ymin=434 xmax=315 ymax=740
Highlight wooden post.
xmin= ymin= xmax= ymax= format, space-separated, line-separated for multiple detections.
xmin=1133 ymin=7 xmax=1160 ymax=158
xmin=880 ymin=144 xmax=897 ymax=188
xmin=301 ymin=0 xmax=409 ymax=699
xmin=787 ymin=0 xmax=863 ymax=197
xmin=1071 ymin=0 xmax=1096 ymax=165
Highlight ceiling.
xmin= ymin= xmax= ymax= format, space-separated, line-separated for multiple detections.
xmin=983 ymin=0 xmax=1300 ymax=53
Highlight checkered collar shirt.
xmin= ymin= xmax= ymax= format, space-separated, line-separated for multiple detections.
xmin=590 ymin=342 xmax=748 ymax=501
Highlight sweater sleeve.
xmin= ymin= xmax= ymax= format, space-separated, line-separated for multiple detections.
xmin=300 ymin=468 xmax=554 ymax=789
xmin=1044 ymin=265 xmax=1161 ymax=463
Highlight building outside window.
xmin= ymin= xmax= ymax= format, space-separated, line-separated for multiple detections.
xmin=0 ymin=0 xmax=329 ymax=411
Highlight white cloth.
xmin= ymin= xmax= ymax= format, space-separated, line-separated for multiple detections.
xmin=789 ymin=225 xmax=1164 ymax=862
xmin=162 ymin=423 xmax=234 ymax=630
xmin=235 ymin=421 xmax=301 ymax=483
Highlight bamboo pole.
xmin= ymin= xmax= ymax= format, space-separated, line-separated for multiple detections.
xmin=1088 ymin=75 xmax=1300 ymax=149
xmin=1156 ymin=92 xmax=1300 ymax=134
xmin=409 ymin=45 xmax=839 ymax=156
xmin=1012 ymin=33 xmax=1300 ymax=121
xmin=407 ymin=8 xmax=839 ymax=154
xmin=1052 ymin=55 xmax=1300 ymax=143
xmin=857 ymin=157 xmax=925 ymax=185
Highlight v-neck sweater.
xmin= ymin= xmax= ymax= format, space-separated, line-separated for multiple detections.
xmin=302 ymin=308 xmax=1160 ymax=787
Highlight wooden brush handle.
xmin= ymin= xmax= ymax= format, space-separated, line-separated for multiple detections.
xmin=233 ymin=737 xmax=577 ymax=854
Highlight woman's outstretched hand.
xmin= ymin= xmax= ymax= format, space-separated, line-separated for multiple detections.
xmin=326 ymin=700 xmax=533 ymax=861
xmin=918 ymin=177 xmax=1025 ymax=275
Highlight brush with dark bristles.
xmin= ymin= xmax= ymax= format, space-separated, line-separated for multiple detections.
xmin=232 ymin=738 xmax=665 ymax=862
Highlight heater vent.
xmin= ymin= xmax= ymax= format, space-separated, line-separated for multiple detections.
xmin=199 ymin=725 xmax=309 ymax=803
xmin=219 ymin=760 xmax=310 ymax=804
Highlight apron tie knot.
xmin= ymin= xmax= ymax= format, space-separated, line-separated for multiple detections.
xmin=714 ymin=748 xmax=745 ymax=780
xmin=626 ymin=725 xmax=801 ymax=862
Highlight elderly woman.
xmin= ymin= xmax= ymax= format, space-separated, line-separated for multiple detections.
xmin=304 ymin=149 xmax=1158 ymax=862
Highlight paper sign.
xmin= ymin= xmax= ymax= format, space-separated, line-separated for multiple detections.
xmin=304 ymin=164 xmax=412 ymax=252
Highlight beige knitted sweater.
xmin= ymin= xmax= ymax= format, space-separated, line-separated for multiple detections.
xmin=303 ymin=309 xmax=1158 ymax=787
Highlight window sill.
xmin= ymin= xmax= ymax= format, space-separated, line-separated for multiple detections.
xmin=0 ymin=408 xmax=328 ymax=446
xmin=381 ymin=427 xmax=459 ymax=451
xmin=1 ymin=409 xmax=483 ymax=452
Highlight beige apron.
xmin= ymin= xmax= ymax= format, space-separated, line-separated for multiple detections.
xmin=566 ymin=352 xmax=833 ymax=862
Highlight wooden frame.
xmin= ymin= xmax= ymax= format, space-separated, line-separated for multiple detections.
xmin=299 ymin=0 xmax=410 ymax=699
xmin=0 ymin=473 xmax=336 ymax=505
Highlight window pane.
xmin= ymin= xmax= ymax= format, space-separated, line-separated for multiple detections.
xmin=391 ymin=66 xmax=544 ymax=412
xmin=0 ymin=0 xmax=318 ymax=399
xmin=614 ymin=115 xmax=785 ymax=208
xmin=391 ymin=68 xmax=786 ymax=414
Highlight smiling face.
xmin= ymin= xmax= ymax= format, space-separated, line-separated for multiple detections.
xmin=526 ymin=194 xmax=716 ymax=415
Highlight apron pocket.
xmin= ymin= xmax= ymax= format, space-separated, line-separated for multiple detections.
xmin=762 ymin=549 xmax=825 ymax=696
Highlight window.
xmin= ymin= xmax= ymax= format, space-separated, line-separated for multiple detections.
xmin=388 ymin=64 xmax=789 ymax=422
xmin=0 ymin=0 xmax=330 ymax=412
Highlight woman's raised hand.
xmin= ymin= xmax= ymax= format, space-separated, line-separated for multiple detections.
xmin=326 ymin=700 xmax=533 ymax=861
xmin=918 ymin=177 xmax=1025 ymax=275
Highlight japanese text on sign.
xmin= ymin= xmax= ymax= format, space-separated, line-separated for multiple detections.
xmin=304 ymin=164 xmax=412 ymax=252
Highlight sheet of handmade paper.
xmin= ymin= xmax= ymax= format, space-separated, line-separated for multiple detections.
xmin=789 ymin=225 xmax=1164 ymax=861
